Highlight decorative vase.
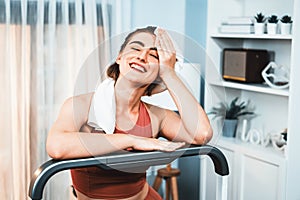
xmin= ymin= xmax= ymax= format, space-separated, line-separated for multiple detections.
xmin=267 ymin=23 xmax=278 ymax=34
xmin=280 ymin=23 xmax=292 ymax=35
xmin=254 ymin=22 xmax=265 ymax=34
xmin=222 ymin=119 xmax=238 ymax=137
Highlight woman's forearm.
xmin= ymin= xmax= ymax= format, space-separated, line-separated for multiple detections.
xmin=46 ymin=130 xmax=185 ymax=160
xmin=162 ymin=71 xmax=212 ymax=140
xmin=46 ymin=131 xmax=136 ymax=159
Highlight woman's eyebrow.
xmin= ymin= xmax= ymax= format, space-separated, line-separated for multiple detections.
xmin=150 ymin=47 xmax=157 ymax=51
xmin=129 ymin=41 xmax=144 ymax=46
xmin=129 ymin=41 xmax=157 ymax=51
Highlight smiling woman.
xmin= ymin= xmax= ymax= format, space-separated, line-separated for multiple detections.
xmin=46 ymin=26 xmax=212 ymax=200
xmin=107 ymin=27 xmax=161 ymax=96
xmin=116 ymin=34 xmax=161 ymax=97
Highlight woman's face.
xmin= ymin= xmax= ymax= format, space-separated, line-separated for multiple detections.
xmin=116 ymin=32 xmax=159 ymax=86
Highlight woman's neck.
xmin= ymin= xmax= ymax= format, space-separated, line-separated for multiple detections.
xmin=114 ymin=78 xmax=147 ymax=113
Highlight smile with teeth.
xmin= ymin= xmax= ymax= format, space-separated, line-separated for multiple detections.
xmin=130 ymin=63 xmax=146 ymax=73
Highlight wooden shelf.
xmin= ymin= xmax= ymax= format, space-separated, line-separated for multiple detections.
xmin=211 ymin=33 xmax=293 ymax=40
xmin=209 ymin=80 xmax=289 ymax=97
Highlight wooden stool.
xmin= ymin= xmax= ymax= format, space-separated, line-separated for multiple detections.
xmin=152 ymin=164 xmax=181 ymax=200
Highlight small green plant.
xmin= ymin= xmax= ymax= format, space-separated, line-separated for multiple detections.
xmin=281 ymin=15 xmax=293 ymax=23
xmin=254 ymin=12 xmax=266 ymax=23
xmin=208 ymin=97 xmax=255 ymax=120
xmin=268 ymin=15 xmax=279 ymax=23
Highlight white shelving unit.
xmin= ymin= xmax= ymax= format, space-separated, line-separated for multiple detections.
xmin=200 ymin=0 xmax=300 ymax=199
xmin=210 ymin=81 xmax=289 ymax=97
xmin=211 ymin=33 xmax=293 ymax=40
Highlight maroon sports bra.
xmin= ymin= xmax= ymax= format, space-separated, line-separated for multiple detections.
xmin=70 ymin=102 xmax=152 ymax=199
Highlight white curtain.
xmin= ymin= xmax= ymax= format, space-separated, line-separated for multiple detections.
xmin=0 ymin=0 xmax=112 ymax=199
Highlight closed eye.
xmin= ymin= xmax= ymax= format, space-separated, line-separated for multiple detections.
xmin=131 ymin=47 xmax=141 ymax=51
xmin=130 ymin=45 xmax=158 ymax=59
xmin=150 ymin=54 xmax=159 ymax=59
xmin=149 ymin=48 xmax=159 ymax=59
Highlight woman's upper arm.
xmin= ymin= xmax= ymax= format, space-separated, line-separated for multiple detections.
xmin=47 ymin=94 xmax=91 ymax=139
xmin=46 ymin=94 xmax=92 ymax=158
xmin=51 ymin=98 xmax=79 ymax=133
xmin=159 ymin=109 xmax=211 ymax=145
xmin=158 ymin=109 xmax=189 ymax=142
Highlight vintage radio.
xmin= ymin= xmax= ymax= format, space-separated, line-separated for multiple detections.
xmin=222 ymin=49 xmax=270 ymax=83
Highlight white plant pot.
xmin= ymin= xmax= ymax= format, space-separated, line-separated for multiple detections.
xmin=267 ymin=23 xmax=278 ymax=34
xmin=254 ymin=23 xmax=265 ymax=34
xmin=281 ymin=23 xmax=292 ymax=35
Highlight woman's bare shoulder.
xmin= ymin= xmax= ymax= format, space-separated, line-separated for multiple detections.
xmin=143 ymin=102 xmax=178 ymax=122
xmin=64 ymin=92 xmax=94 ymax=107
xmin=73 ymin=92 xmax=94 ymax=104
xmin=143 ymin=102 xmax=160 ymax=111
xmin=58 ymin=92 xmax=94 ymax=122
xmin=143 ymin=102 xmax=168 ymax=119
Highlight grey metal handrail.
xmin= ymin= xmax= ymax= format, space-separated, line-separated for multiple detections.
xmin=29 ymin=144 xmax=229 ymax=200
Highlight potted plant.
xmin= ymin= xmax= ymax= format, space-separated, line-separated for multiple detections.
xmin=208 ymin=97 xmax=255 ymax=137
xmin=254 ymin=12 xmax=266 ymax=34
xmin=280 ymin=15 xmax=293 ymax=35
xmin=267 ymin=15 xmax=279 ymax=34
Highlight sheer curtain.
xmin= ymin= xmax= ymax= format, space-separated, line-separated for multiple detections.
xmin=0 ymin=0 xmax=112 ymax=199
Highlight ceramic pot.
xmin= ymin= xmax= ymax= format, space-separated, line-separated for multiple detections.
xmin=267 ymin=23 xmax=278 ymax=34
xmin=222 ymin=119 xmax=238 ymax=137
xmin=254 ymin=22 xmax=265 ymax=34
xmin=281 ymin=23 xmax=292 ymax=35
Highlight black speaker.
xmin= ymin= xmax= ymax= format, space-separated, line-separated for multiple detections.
xmin=222 ymin=49 xmax=270 ymax=83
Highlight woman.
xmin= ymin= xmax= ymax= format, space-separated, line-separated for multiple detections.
xmin=46 ymin=26 xmax=212 ymax=200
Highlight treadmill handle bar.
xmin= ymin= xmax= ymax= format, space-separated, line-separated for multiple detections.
xmin=29 ymin=145 xmax=229 ymax=200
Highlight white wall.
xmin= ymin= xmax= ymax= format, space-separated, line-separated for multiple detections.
xmin=286 ymin=0 xmax=300 ymax=198
xmin=130 ymin=0 xmax=186 ymax=33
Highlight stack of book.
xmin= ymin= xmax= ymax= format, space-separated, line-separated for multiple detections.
xmin=219 ymin=16 xmax=254 ymax=34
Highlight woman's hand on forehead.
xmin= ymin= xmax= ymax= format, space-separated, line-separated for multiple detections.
xmin=155 ymin=28 xmax=177 ymax=78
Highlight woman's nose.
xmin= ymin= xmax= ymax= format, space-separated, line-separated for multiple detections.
xmin=137 ymin=50 xmax=148 ymax=62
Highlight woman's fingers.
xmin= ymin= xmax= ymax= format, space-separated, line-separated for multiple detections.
xmin=132 ymin=136 xmax=185 ymax=152
xmin=156 ymin=28 xmax=175 ymax=54
xmin=155 ymin=28 xmax=177 ymax=76
xmin=153 ymin=139 xmax=185 ymax=152
xmin=158 ymin=29 xmax=175 ymax=53
xmin=158 ymin=140 xmax=185 ymax=152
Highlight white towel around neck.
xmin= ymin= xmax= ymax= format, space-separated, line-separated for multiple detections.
xmin=87 ymin=60 xmax=188 ymax=133
xmin=87 ymin=78 xmax=116 ymax=134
